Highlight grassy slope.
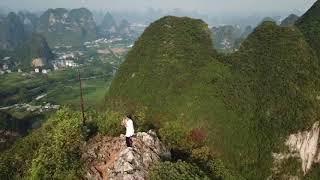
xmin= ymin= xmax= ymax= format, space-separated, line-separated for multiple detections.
xmin=106 ymin=16 xmax=320 ymax=179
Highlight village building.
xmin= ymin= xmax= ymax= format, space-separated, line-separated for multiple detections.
xmin=65 ymin=60 xmax=78 ymax=67
xmin=62 ymin=53 xmax=75 ymax=60
xmin=2 ymin=64 xmax=9 ymax=70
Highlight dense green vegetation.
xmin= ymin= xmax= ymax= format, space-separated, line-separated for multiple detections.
xmin=149 ymin=161 xmax=210 ymax=180
xmin=227 ymin=21 xmax=320 ymax=178
xmin=0 ymin=107 xmax=86 ymax=179
xmin=296 ymin=0 xmax=320 ymax=58
xmin=2 ymin=1 xmax=320 ymax=179
xmin=105 ymin=15 xmax=320 ymax=179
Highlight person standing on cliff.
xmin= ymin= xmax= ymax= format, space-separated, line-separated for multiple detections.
xmin=122 ymin=115 xmax=134 ymax=148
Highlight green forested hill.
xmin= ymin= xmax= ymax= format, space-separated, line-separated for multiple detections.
xmin=296 ymin=0 xmax=320 ymax=58
xmin=107 ymin=16 xmax=220 ymax=109
xmin=229 ymin=21 xmax=320 ymax=177
xmin=106 ymin=16 xmax=320 ymax=179
xmin=2 ymin=2 xmax=320 ymax=179
xmin=232 ymin=21 xmax=319 ymax=133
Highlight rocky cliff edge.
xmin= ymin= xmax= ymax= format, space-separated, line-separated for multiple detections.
xmin=82 ymin=130 xmax=170 ymax=180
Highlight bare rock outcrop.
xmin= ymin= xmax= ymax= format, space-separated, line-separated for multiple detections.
xmin=271 ymin=121 xmax=320 ymax=177
xmin=285 ymin=121 xmax=320 ymax=174
xmin=82 ymin=130 xmax=170 ymax=180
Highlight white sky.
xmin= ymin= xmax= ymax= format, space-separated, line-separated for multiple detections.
xmin=0 ymin=0 xmax=317 ymax=14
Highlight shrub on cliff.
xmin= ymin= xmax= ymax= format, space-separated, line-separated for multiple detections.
xmin=149 ymin=160 xmax=209 ymax=180
xmin=95 ymin=110 xmax=123 ymax=136
xmin=28 ymin=108 xmax=85 ymax=179
xmin=0 ymin=107 xmax=86 ymax=179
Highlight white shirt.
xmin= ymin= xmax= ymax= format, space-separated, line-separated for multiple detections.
xmin=125 ymin=119 xmax=134 ymax=137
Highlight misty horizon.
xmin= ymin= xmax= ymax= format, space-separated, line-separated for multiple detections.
xmin=0 ymin=0 xmax=317 ymax=15
xmin=0 ymin=0 xmax=318 ymax=27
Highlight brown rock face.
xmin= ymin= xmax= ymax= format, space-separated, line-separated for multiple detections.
xmin=82 ymin=130 xmax=170 ymax=180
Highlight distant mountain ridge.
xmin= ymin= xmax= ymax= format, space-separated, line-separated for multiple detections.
xmin=0 ymin=12 xmax=53 ymax=69
xmin=98 ymin=12 xmax=117 ymax=37
xmin=36 ymin=8 xmax=97 ymax=46
xmin=18 ymin=12 xmax=39 ymax=35
xmin=211 ymin=25 xmax=253 ymax=53
xmin=0 ymin=8 xmax=134 ymax=69
xmin=98 ymin=12 xmax=133 ymax=38
xmin=15 ymin=33 xmax=54 ymax=68
xmin=280 ymin=14 xmax=299 ymax=27
xmin=0 ymin=12 xmax=26 ymax=50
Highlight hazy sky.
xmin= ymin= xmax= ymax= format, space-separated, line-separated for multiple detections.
xmin=0 ymin=0 xmax=317 ymax=14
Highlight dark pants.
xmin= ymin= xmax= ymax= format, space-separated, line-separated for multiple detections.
xmin=126 ymin=136 xmax=133 ymax=147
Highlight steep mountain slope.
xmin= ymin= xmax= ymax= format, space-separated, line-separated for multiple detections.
xmin=18 ymin=12 xmax=39 ymax=35
xmin=280 ymin=14 xmax=299 ymax=27
xmin=0 ymin=12 xmax=53 ymax=69
xmin=37 ymin=8 xmax=97 ymax=46
xmin=98 ymin=12 xmax=117 ymax=37
xmin=117 ymin=19 xmax=131 ymax=35
xmin=106 ymin=16 xmax=320 ymax=179
xmin=0 ymin=12 xmax=26 ymax=50
xmin=230 ymin=21 xmax=320 ymax=177
xmin=107 ymin=16 xmax=222 ymax=115
xmin=296 ymin=0 xmax=320 ymax=58
xmin=15 ymin=33 xmax=54 ymax=68
xmin=106 ymin=15 xmax=242 ymax=177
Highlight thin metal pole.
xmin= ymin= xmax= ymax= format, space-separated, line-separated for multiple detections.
xmin=78 ymin=68 xmax=85 ymax=126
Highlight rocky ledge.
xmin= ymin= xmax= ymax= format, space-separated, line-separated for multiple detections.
xmin=82 ymin=130 xmax=170 ymax=180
